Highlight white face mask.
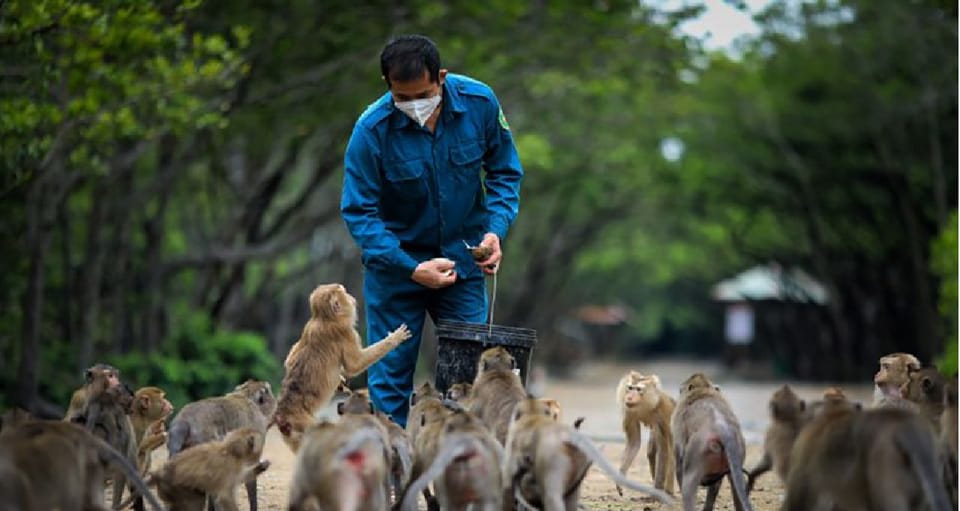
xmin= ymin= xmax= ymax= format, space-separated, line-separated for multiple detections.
xmin=394 ymin=95 xmax=441 ymax=127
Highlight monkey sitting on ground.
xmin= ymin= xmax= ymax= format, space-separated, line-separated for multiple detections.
xmin=407 ymin=381 xmax=445 ymax=444
xmin=873 ymin=352 xmax=921 ymax=406
xmin=288 ymin=419 xmax=391 ymax=511
xmin=783 ymin=390 xmax=952 ymax=511
xmin=503 ymin=397 xmax=674 ymax=510
xmin=151 ymin=427 xmax=269 ymax=511
xmin=399 ymin=409 xmax=505 ymax=511
xmin=63 ymin=362 xmax=125 ymax=422
xmin=0 ymin=420 xmax=164 ymax=511
xmin=615 ymin=370 xmax=676 ymax=497
xmin=274 ymin=283 xmax=411 ymax=452
xmin=468 ymin=346 xmax=528 ymax=445
xmin=167 ymin=379 xmax=276 ymax=511
xmin=130 ymin=386 xmax=174 ymax=474
xmin=745 ymin=384 xmax=807 ymax=493
xmin=671 ymin=373 xmax=753 ymax=511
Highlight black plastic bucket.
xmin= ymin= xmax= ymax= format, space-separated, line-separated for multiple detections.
xmin=434 ymin=320 xmax=537 ymax=394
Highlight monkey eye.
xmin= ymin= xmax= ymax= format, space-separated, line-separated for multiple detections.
xmin=881 ymin=363 xmax=890 ymax=370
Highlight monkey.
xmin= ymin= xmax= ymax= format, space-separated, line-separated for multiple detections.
xmin=940 ymin=377 xmax=958 ymax=509
xmin=745 ymin=384 xmax=807 ymax=494
xmin=167 ymin=379 xmax=275 ymax=511
xmin=73 ymin=366 xmax=142 ymax=510
xmin=399 ymin=409 xmax=504 ymax=511
xmin=783 ymin=390 xmax=951 ymax=511
xmin=0 ymin=407 xmax=34 ymax=433
xmin=873 ymin=352 xmax=922 ymax=406
xmin=399 ymin=386 xmax=459 ymax=511
xmin=0 ymin=419 xmax=165 ymax=511
xmin=540 ymin=397 xmax=562 ymax=422
xmin=336 ymin=389 xmax=412 ymax=505
xmin=468 ymin=346 xmax=528 ymax=445
xmin=671 ymin=373 xmax=753 ymax=511
xmin=63 ymin=362 xmax=123 ymax=422
xmin=406 ymin=381 xmax=445 ymax=445
xmin=445 ymin=382 xmax=474 ymax=408
xmin=288 ymin=419 xmax=391 ymax=511
xmin=130 ymin=386 xmax=174 ymax=473
xmin=503 ymin=397 xmax=674 ymax=511
xmin=151 ymin=427 xmax=269 ymax=511
xmin=615 ymin=370 xmax=676 ymax=497
xmin=898 ymin=366 xmax=947 ymax=431
xmin=273 ymin=283 xmax=412 ymax=452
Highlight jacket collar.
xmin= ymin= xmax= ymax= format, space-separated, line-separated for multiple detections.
xmin=387 ymin=78 xmax=466 ymax=130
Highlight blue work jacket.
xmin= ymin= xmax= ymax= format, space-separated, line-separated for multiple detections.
xmin=341 ymin=73 xmax=523 ymax=280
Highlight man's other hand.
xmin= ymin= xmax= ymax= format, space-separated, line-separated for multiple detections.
xmin=412 ymin=258 xmax=458 ymax=289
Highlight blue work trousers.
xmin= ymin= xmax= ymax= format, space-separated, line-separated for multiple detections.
xmin=364 ymin=271 xmax=487 ymax=427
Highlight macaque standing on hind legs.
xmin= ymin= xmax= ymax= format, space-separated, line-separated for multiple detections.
xmin=274 ymin=283 xmax=412 ymax=452
xmin=616 ymin=370 xmax=676 ymax=497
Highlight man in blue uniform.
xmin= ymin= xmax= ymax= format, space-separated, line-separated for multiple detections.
xmin=341 ymin=35 xmax=523 ymax=426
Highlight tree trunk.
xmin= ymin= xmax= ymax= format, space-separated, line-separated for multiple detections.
xmin=76 ymin=179 xmax=109 ymax=368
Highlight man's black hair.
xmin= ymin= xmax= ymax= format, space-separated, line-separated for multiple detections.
xmin=380 ymin=35 xmax=441 ymax=87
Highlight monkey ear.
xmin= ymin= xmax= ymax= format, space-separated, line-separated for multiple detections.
xmin=511 ymin=357 xmax=517 ymax=370
xmin=330 ymin=295 xmax=342 ymax=315
xmin=247 ymin=435 xmax=256 ymax=453
xmin=420 ymin=414 xmax=426 ymax=427
xmin=481 ymin=360 xmax=488 ymax=372
xmin=410 ymin=392 xmax=419 ymax=407
xmin=336 ymin=402 xmax=345 ymax=415
xmin=799 ymin=400 xmax=806 ymax=411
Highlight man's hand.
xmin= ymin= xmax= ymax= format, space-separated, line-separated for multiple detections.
xmin=411 ymin=257 xmax=457 ymax=289
xmin=476 ymin=232 xmax=502 ymax=275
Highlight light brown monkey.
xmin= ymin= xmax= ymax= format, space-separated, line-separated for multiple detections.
xmin=873 ymin=352 xmax=922 ymax=405
xmin=63 ymin=362 xmax=123 ymax=422
xmin=406 ymin=381 xmax=445 ymax=445
xmin=503 ymin=398 xmax=673 ymax=511
xmin=400 ymin=386 xmax=459 ymax=511
xmin=745 ymin=384 xmax=807 ymax=493
xmin=75 ymin=367 xmax=142 ymax=510
xmin=151 ymin=427 xmax=269 ymax=511
xmin=274 ymin=283 xmax=411 ymax=452
xmin=399 ymin=409 xmax=505 ymax=511
xmin=130 ymin=386 xmax=174 ymax=473
xmin=167 ymin=379 xmax=275 ymax=511
xmin=616 ymin=371 xmax=676 ymax=496
xmin=445 ymin=382 xmax=474 ymax=408
xmin=671 ymin=373 xmax=753 ymax=511
xmin=0 ymin=420 xmax=164 ymax=511
xmin=288 ymin=419 xmax=391 ymax=511
xmin=784 ymin=391 xmax=951 ymax=511
xmin=468 ymin=346 xmax=527 ymax=445
xmin=540 ymin=397 xmax=562 ymax=422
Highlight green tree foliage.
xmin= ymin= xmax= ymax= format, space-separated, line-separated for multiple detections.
xmin=931 ymin=212 xmax=958 ymax=375
xmin=1 ymin=0 xmax=956 ymax=411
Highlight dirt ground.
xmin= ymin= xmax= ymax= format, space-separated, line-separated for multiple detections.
xmin=148 ymin=358 xmax=873 ymax=511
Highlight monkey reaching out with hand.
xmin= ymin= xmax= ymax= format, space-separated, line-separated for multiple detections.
xmin=274 ymin=283 xmax=412 ymax=451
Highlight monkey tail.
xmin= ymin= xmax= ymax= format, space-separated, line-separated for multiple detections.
xmin=166 ymin=421 xmax=189 ymax=458
xmin=84 ymin=430 xmax=167 ymax=511
xmin=392 ymin=438 xmax=413 ymax=485
xmin=564 ymin=429 xmax=674 ymax=506
xmin=895 ymin=423 xmax=952 ymax=511
xmin=399 ymin=434 xmax=477 ymax=511
xmin=716 ymin=431 xmax=754 ymax=511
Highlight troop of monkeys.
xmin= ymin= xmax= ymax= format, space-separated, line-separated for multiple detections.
xmin=616 ymin=352 xmax=958 ymax=511
xmin=0 ymin=281 xmax=956 ymax=511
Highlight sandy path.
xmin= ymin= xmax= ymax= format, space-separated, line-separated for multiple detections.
xmin=150 ymin=358 xmax=872 ymax=511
